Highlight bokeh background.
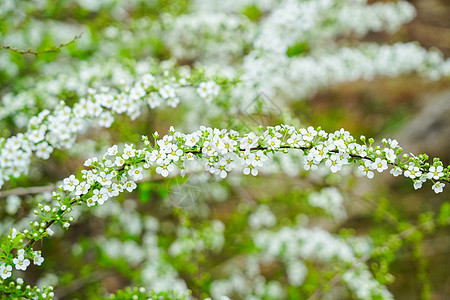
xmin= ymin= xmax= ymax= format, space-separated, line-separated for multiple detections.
xmin=1 ymin=0 xmax=449 ymax=299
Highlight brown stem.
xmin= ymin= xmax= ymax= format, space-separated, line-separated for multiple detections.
xmin=0 ymin=185 xmax=56 ymax=199
xmin=0 ymin=33 xmax=82 ymax=56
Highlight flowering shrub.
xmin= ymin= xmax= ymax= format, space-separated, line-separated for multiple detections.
xmin=1 ymin=0 xmax=449 ymax=299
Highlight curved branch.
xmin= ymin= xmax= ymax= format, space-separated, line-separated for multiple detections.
xmin=0 ymin=70 xmax=231 ymax=190
xmin=1 ymin=124 xmax=448 ymax=280
xmin=0 ymin=185 xmax=55 ymax=199
xmin=0 ymin=33 xmax=82 ymax=56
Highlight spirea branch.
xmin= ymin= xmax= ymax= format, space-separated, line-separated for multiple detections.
xmin=0 ymin=33 xmax=82 ymax=56
xmin=1 ymin=124 xmax=448 ymax=284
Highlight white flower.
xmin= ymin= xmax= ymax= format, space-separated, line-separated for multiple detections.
xmin=427 ymin=166 xmax=444 ymax=180
xmin=63 ymin=175 xmax=79 ymax=192
xmin=106 ymin=183 xmax=120 ymax=197
xmin=97 ymin=111 xmax=114 ymax=128
xmin=156 ymin=160 xmax=175 ymax=177
xmin=128 ymin=166 xmax=144 ymax=181
xmin=92 ymin=188 xmax=110 ymax=205
xmin=166 ymin=96 xmax=180 ymax=108
xmin=304 ymin=154 xmax=319 ymax=171
xmin=86 ymin=196 xmax=97 ymax=207
xmin=75 ymin=182 xmax=91 ymax=196
xmin=97 ymin=172 xmax=112 ymax=187
xmin=13 ymin=254 xmax=30 ymax=271
xmin=248 ymin=205 xmax=276 ymax=229
xmin=413 ymin=181 xmax=422 ymax=190
xmin=197 ymin=81 xmax=219 ymax=103
xmin=390 ymin=166 xmax=402 ymax=177
xmin=384 ymin=148 xmax=397 ymax=163
xmin=124 ymin=180 xmax=137 ymax=192
xmin=159 ymin=85 xmax=176 ymax=99
xmin=404 ymin=165 xmax=422 ymax=179
xmin=388 ymin=139 xmax=399 ymax=149
xmin=106 ymin=145 xmax=118 ymax=156
xmin=202 ymin=141 xmax=216 ymax=156
xmin=325 ymin=154 xmax=343 ymax=173
xmin=35 ymin=142 xmax=53 ymax=160
xmin=84 ymin=157 xmax=98 ymax=167
xmin=123 ymin=144 xmax=136 ymax=159
xmin=241 ymin=152 xmax=265 ymax=176
xmin=432 ymin=182 xmax=445 ymax=194
xmin=167 ymin=144 xmax=183 ymax=162
xmin=0 ymin=264 xmax=12 ymax=279
xmin=69 ymin=117 xmax=84 ymax=132
xmin=359 ymin=161 xmax=374 ymax=179
xmin=334 ymin=139 xmax=347 ymax=152
xmin=300 ymin=126 xmax=317 ymax=142
xmin=240 ymin=132 xmax=259 ymax=149
xmin=146 ymin=150 xmax=166 ymax=165
xmin=243 ymin=164 xmax=259 ymax=176
xmin=33 ymin=251 xmax=44 ymax=266
xmin=87 ymin=101 xmax=102 ymax=117
xmin=185 ymin=133 xmax=200 ymax=147
xmin=115 ymin=182 xmax=125 ymax=193
xmin=287 ymin=133 xmax=305 ymax=148
xmin=28 ymin=128 xmax=46 ymax=144
xmin=372 ymin=158 xmax=388 ymax=173
xmin=112 ymin=97 xmax=128 ymax=113
xmin=147 ymin=94 xmax=163 ymax=109
xmin=115 ymin=156 xmax=125 ymax=166
xmin=141 ymin=74 xmax=155 ymax=88
xmin=336 ymin=152 xmax=350 ymax=165
xmin=310 ymin=145 xmax=328 ymax=161
xmin=130 ymin=86 xmax=146 ymax=100
xmin=266 ymin=136 xmax=281 ymax=149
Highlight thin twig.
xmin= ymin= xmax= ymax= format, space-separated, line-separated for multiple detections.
xmin=18 ymin=143 xmax=449 ymax=252
xmin=0 ymin=33 xmax=82 ymax=56
xmin=0 ymin=185 xmax=56 ymax=198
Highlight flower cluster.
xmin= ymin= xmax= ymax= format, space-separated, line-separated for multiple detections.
xmin=253 ymin=225 xmax=391 ymax=300
xmin=164 ymin=12 xmax=254 ymax=65
xmin=308 ymin=187 xmax=347 ymax=222
xmin=0 ymin=71 xmax=225 ymax=189
xmin=1 ymin=124 xmax=447 ymax=283
xmin=0 ymin=276 xmax=54 ymax=299
xmin=253 ymin=0 xmax=416 ymax=54
xmin=0 ymin=59 xmax=139 ymax=127
xmin=2 ymin=0 xmax=449 ymax=299
xmin=241 ymin=42 xmax=450 ymax=103
xmin=163 ymin=0 xmax=450 ymax=107
xmin=1 ymin=248 xmax=44 ymax=281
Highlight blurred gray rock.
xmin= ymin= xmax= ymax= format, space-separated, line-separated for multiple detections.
xmin=393 ymin=90 xmax=450 ymax=165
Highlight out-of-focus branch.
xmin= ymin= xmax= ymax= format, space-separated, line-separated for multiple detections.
xmin=0 ymin=33 xmax=82 ymax=56
xmin=0 ymin=185 xmax=56 ymax=198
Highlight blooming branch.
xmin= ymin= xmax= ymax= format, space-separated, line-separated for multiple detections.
xmin=0 ymin=33 xmax=82 ymax=56
xmin=0 ymin=124 xmax=448 ymax=283
xmin=0 ymin=69 xmax=232 ymax=189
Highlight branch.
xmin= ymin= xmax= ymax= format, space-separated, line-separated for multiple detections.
xmin=0 ymin=185 xmax=56 ymax=199
xmin=0 ymin=71 xmax=230 ymax=190
xmin=1 ymin=124 xmax=448 ymax=280
xmin=0 ymin=33 xmax=82 ymax=56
